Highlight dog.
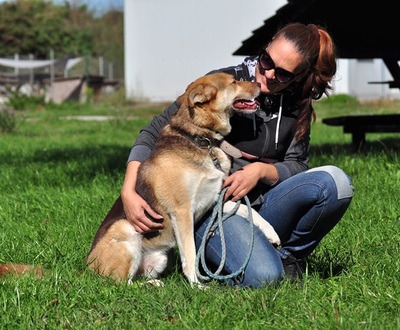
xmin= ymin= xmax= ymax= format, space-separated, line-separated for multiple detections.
xmin=85 ymin=72 xmax=281 ymax=287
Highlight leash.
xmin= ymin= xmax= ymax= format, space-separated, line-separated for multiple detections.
xmin=195 ymin=187 xmax=255 ymax=283
xmin=168 ymin=127 xmax=258 ymax=281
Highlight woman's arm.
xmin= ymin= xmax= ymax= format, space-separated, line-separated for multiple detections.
xmin=127 ymin=101 xmax=181 ymax=163
xmin=121 ymin=101 xmax=181 ymax=233
xmin=121 ymin=161 xmax=164 ymax=233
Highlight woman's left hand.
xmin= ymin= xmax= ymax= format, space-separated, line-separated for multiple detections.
xmin=222 ymin=163 xmax=260 ymax=202
xmin=222 ymin=162 xmax=278 ymax=202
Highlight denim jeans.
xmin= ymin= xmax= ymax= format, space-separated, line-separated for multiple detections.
xmin=194 ymin=165 xmax=354 ymax=288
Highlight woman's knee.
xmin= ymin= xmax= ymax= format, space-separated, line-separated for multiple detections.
xmin=223 ymin=219 xmax=284 ymax=288
xmin=306 ymin=165 xmax=354 ymax=200
xmin=236 ymin=256 xmax=283 ymax=288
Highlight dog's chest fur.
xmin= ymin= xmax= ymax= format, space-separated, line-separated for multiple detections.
xmin=136 ymin=126 xmax=231 ymax=246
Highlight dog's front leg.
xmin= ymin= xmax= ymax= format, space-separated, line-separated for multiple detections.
xmin=171 ymin=212 xmax=202 ymax=287
xmin=223 ymin=201 xmax=281 ymax=246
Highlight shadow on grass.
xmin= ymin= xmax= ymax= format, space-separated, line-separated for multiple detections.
xmin=307 ymin=249 xmax=354 ymax=279
xmin=30 ymin=144 xmax=129 ymax=171
xmin=1 ymin=144 xmax=130 ymax=184
xmin=311 ymin=137 xmax=400 ymax=155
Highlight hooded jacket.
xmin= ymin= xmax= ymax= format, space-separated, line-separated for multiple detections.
xmin=128 ymin=56 xmax=310 ymax=206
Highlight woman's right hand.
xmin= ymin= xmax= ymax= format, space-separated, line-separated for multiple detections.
xmin=121 ymin=161 xmax=164 ymax=234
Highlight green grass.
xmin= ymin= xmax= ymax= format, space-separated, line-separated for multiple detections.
xmin=1 ymin=95 xmax=400 ymax=329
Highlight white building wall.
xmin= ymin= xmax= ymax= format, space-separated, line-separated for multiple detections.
xmin=333 ymin=59 xmax=400 ymax=102
xmin=124 ymin=0 xmax=286 ymax=102
xmin=332 ymin=59 xmax=349 ymax=95
xmin=124 ymin=0 xmax=400 ymax=103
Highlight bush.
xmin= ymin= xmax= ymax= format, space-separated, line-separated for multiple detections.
xmin=0 ymin=107 xmax=17 ymax=133
xmin=6 ymin=93 xmax=46 ymax=111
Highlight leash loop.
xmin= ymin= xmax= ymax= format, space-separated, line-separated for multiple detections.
xmin=195 ymin=187 xmax=255 ymax=283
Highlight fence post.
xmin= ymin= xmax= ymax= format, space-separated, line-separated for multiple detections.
xmin=108 ymin=62 xmax=113 ymax=80
xmin=99 ymin=56 xmax=104 ymax=76
xmin=29 ymin=54 xmax=34 ymax=87
xmin=14 ymin=53 xmax=19 ymax=75
xmin=50 ymin=49 xmax=54 ymax=86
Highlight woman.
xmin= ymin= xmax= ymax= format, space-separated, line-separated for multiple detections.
xmin=120 ymin=22 xmax=354 ymax=288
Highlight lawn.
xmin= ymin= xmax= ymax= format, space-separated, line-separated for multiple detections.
xmin=0 ymin=94 xmax=399 ymax=329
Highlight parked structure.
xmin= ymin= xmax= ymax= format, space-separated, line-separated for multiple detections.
xmin=0 ymin=54 xmax=118 ymax=103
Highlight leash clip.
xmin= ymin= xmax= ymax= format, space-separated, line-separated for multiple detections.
xmin=208 ymin=148 xmax=222 ymax=171
xmin=194 ymin=136 xmax=212 ymax=148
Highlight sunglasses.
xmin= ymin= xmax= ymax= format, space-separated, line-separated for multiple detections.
xmin=258 ymin=51 xmax=304 ymax=83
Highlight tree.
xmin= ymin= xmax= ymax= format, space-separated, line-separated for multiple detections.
xmin=92 ymin=9 xmax=124 ymax=79
xmin=0 ymin=0 xmax=124 ymax=78
xmin=0 ymin=0 xmax=94 ymax=58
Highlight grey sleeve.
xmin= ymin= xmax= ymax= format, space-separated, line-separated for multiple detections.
xmin=127 ymin=101 xmax=180 ymax=163
xmin=230 ymin=134 xmax=309 ymax=184
xmin=273 ymin=134 xmax=309 ymax=184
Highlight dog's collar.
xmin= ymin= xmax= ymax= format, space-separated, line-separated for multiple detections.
xmin=170 ymin=125 xmax=222 ymax=149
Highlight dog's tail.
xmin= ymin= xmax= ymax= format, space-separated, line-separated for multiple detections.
xmin=0 ymin=263 xmax=43 ymax=278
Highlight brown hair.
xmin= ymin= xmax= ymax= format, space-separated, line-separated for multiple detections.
xmin=272 ymin=22 xmax=337 ymax=139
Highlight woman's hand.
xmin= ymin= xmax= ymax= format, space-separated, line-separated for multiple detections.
xmin=121 ymin=161 xmax=164 ymax=233
xmin=222 ymin=162 xmax=278 ymax=201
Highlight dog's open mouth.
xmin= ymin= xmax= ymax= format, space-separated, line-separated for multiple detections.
xmin=233 ymin=99 xmax=260 ymax=111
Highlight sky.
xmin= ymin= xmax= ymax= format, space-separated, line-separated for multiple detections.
xmin=70 ymin=0 xmax=124 ymax=14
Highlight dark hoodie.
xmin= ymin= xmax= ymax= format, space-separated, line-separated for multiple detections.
xmin=128 ymin=56 xmax=309 ymax=206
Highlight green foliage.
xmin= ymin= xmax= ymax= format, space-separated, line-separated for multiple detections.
xmin=0 ymin=1 xmax=93 ymax=58
xmin=0 ymin=0 xmax=124 ymax=78
xmin=0 ymin=108 xmax=17 ymax=132
xmin=6 ymin=93 xmax=47 ymax=111
xmin=0 ymin=98 xmax=399 ymax=329
xmin=91 ymin=9 xmax=124 ymax=65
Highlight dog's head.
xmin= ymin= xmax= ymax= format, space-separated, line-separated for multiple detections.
xmin=176 ymin=72 xmax=261 ymax=136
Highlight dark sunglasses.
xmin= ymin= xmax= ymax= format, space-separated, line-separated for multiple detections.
xmin=258 ymin=51 xmax=303 ymax=83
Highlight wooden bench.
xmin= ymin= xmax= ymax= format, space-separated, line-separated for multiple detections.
xmin=322 ymin=114 xmax=400 ymax=151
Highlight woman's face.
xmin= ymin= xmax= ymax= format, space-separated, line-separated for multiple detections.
xmin=255 ymin=37 xmax=307 ymax=94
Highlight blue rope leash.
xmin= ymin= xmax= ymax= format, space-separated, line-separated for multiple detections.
xmin=195 ymin=187 xmax=255 ymax=282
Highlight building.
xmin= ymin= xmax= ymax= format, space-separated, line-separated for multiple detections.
xmin=124 ymin=0 xmax=400 ymax=103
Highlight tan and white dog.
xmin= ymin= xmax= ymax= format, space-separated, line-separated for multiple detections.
xmin=85 ymin=72 xmax=280 ymax=287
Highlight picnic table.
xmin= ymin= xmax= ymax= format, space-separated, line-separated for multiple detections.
xmin=323 ymin=58 xmax=400 ymax=151
xmin=322 ymin=114 xmax=400 ymax=151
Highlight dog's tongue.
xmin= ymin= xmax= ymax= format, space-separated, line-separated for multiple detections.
xmin=233 ymin=99 xmax=259 ymax=110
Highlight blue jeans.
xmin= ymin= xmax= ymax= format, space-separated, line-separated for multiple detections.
xmin=194 ymin=165 xmax=354 ymax=288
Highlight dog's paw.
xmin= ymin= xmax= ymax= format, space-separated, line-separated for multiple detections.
xmin=268 ymin=232 xmax=281 ymax=246
xmin=190 ymin=281 xmax=209 ymax=290
xmin=142 ymin=279 xmax=165 ymax=287
xmin=128 ymin=278 xmax=165 ymax=288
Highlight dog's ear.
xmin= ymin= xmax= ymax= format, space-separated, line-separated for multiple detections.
xmin=188 ymin=84 xmax=217 ymax=107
